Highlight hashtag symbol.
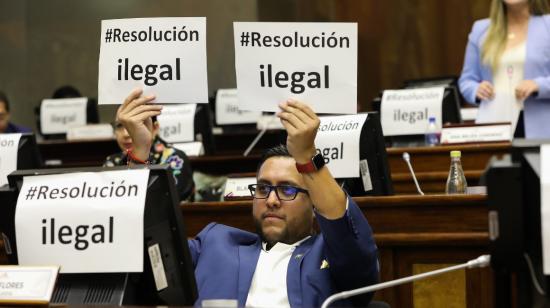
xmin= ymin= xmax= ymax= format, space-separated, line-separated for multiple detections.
xmin=240 ymin=31 xmax=250 ymax=47
xmin=26 ymin=186 xmax=37 ymax=200
xmin=105 ymin=28 xmax=113 ymax=43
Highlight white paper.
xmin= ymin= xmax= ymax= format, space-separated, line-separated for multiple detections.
xmin=66 ymin=124 xmax=114 ymax=140
xmin=172 ymin=141 xmax=204 ymax=156
xmin=157 ymin=104 xmax=196 ymax=143
xmin=381 ymin=87 xmax=444 ymax=136
xmin=98 ymin=18 xmax=208 ymax=105
xmin=540 ymin=145 xmax=550 ymax=274
xmin=0 ymin=133 xmax=22 ymax=186
xmin=234 ymin=22 xmax=357 ymax=114
xmin=15 ymin=169 xmax=149 ymax=273
xmin=40 ymin=98 xmax=87 ymax=134
xmin=315 ymin=114 xmax=367 ymax=178
xmin=215 ymin=89 xmax=262 ymax=125
xmin=475 ymin=92 xmax=522 ymax=135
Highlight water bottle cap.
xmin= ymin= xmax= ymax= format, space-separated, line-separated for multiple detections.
xmin=450 ymin=150 xmax=461 ymax=158
xmin=429 ymin=117 xmax=436 ymax=122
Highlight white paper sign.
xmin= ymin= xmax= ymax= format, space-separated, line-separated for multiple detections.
xmin=98 ymin=17 xmax=208 ymax=105
xmin=15 ymin=169 xmax=149 ymax=273
xmin=40 ymin=98 xmax=87 ymax=134
xmin=0 ymin=266 xmax=58 ymax=304
xmin=172 ymin=141 xmax=204 ymax=156
xmin=0 ymin=133 xmax=22 ymax=186
xmin=381 ymin=87 xmax=444 ymax=136
xmin=157 ymin=104 xmax=196 ymax=143
xmin=66 ymin=124 xmax=114 ymax=141
xmin=476 ymin=92 xmax=522 ymax=135
xmin=224 ymin=177 xmax=256 ymax=199
xmin=216 ymin=89 xmax=262 ymax=125
xmin=234 ymin=22 xmax=357 ymax=114
xmin=315 ymin=114 xmax=367 ymax=178
xmin=540 ymin=144 xmax=550 ymax=274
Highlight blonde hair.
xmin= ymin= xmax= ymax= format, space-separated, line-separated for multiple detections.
xmin=481 ymin=0 xmax=550 ymax=70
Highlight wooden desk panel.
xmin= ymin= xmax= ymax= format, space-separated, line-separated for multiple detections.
xmin=38 ymin=139 xmax=119 ymax=167
xmin=37 ymin=139 xmax=510 ymax=195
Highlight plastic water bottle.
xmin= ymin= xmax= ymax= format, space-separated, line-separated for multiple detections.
xmin=424 ymin=117 xmax=439 ymax=146
xmin=445 ymin=150 xmax=468 ymax=194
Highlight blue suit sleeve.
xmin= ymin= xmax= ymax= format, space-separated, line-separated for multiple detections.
xmin=315 ymin=196 xmax=379 ymax=304
xmin=459 ymin=21 xmax=486 ymax=104
xmin=188 ymin=222 xmax=217 ymax=268
xmin=534 ymin=76 xmax=550 ymax=99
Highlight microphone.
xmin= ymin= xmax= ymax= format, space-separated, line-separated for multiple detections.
xmin=321 ymin=255 xmax=491 ymax=308
xmin=402 ymin=152 xmax=424 ymax=195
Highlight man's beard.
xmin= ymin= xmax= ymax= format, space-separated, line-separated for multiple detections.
xmin=253 ymin=216 xmax=290 ymax=251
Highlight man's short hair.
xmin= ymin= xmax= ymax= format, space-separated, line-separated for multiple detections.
xmin=256 ymin=144 xmax=292 ymax=173
xmin=0 ymin=91 xmax=10 ymax=112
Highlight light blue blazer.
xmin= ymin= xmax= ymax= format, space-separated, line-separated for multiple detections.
xmin=459 ymin=15 xmax=550 ymax=138
xmin=187 ymin=197 xmax=379 ymax=307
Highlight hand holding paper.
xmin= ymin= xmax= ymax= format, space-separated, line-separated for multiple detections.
xmin=515 ymin=79 xmax=539 ymax=100
xmin=476 ymin=81 xmax=495 ymax=101
xmin=277 ymin=99 xmax=319 ymax=164
xmin=116 ymin=89 xmax=162 ymax=161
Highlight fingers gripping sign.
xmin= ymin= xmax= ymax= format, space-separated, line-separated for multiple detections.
xmin=277 ymin=99 xmax=320 ymax=164
xmin=117 ymin=88 xmax=162 ymax=161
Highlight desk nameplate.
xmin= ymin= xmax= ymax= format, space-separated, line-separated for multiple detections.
xmin=0 ymin=265 xmax=59 ymax=305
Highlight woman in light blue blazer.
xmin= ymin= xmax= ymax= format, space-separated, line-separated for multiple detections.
xmin=459 ymin=0 xmax=550 ymax=138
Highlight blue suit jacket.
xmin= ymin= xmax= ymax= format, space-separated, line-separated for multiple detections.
xmin=458 ymin=15 xmax=550 ymax=138
xmin=188 ymin=197 xmax=379 ymax=307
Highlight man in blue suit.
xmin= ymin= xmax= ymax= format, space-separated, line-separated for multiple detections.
xmin=117 ymin=89 xmax=379 ymax=307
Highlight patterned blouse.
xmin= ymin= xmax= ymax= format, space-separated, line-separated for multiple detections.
xmin=104 ymin=137 xmax=194 ymax=201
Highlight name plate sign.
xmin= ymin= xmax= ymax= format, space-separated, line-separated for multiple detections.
xmin=157 ymin=104 xmax=196 ymax=143
xmin=0 ymin=133 xmax=22 ymax=186
xmin=381 ymin=87 xmax=444 ymax=136
xmin=216 ymin=89 xmax=262 ymax=125
xmin=99 ymin=17 xmax=208 ymax=105
xmin=0 ymin=266 xmax=59 ymax=305
xmin=234 ymin=22 xmax=357 ymax=113
xmin=440 ymin=123 xmax=512 ymax=144
xmin=315 ymin=114 xmax=367 ymax=178
xmin=66 ymin=124 xmax=114 ymax=141
xmin=223 ymin=177 xmax=256 ymax=199
xmin=40 ymin=98 xmax=87 ymax=134
xmin=173 ymin=141 xmax=204 ymax=156
xmin=15 ymin=169 xmax=149 ymax=273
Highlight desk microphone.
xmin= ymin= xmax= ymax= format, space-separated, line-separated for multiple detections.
xmin=320 ymin=254 xmax=491 ymax=308
xmin=402 ymin=152 xmax=424 ymax=195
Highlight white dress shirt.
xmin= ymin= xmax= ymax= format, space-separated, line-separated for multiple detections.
xmin=245 ymin=237 xmax=311 ymax=307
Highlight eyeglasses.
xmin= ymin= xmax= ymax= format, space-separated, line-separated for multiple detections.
xmin=248 ymin=184 xmax=308 ymax=201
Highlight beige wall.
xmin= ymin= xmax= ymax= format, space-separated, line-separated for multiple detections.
xmin=0 ymin=0 xmax=258 ymax=129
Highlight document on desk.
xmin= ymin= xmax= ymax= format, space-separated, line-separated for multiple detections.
xmin=475 ymin=92 xmax=522 ymax=135
xmin=541 ymin=145 xmax=550 ymax=274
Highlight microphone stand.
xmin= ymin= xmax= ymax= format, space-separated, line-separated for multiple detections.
xmin=402 ymin=152 xmax=424 ymax=195
xmin=321 ymin=255 xmax=491 ymax=308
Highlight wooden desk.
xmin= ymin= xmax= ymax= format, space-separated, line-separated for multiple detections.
xmin=387 ymin=142 xmax=510 ymax=194
xmin=37 ymin=139 xmax=510 ymax=194
xmin=180 ymin=194 xmax=493 ymax=308
xmin=38 ymin=139 xmax=119 ymax=167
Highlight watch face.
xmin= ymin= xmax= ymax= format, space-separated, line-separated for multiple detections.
xmin=313 ymin=153 xmax=326 ymax=169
